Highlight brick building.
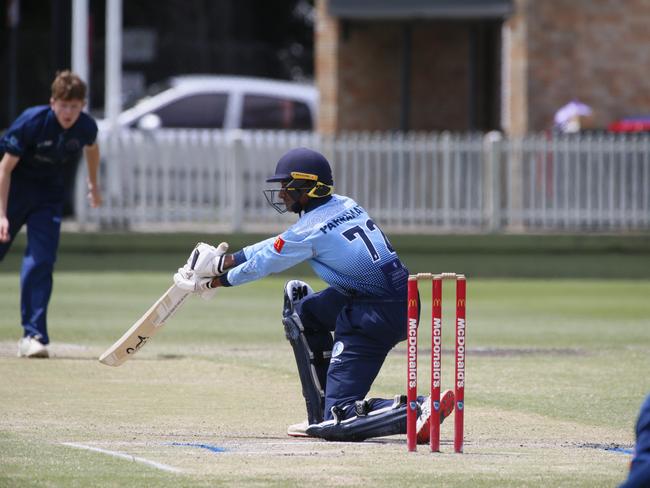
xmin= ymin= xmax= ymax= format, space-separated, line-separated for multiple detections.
xmin=315 ymin=0 xmax=650 ymax=135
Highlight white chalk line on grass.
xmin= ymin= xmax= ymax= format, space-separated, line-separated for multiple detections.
xmin=61 ymin=442 xmax=182 ymax=474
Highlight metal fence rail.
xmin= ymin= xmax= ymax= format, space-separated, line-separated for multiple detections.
xmin=75 ymin=130 xmax=650 ymax=233
xmin=501 ymin=134 xmax=650 ymax=231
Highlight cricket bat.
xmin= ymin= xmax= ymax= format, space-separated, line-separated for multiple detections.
xmin=98 ymin=285 xmax=190 ymax=366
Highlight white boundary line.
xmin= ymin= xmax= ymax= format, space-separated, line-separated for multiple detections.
xmin=61 ymin=442 xmax=182 ymax=473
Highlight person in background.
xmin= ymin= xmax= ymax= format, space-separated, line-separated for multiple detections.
xmin=0 ymin=70 xmax=102 ymax=358
xmin=553 ymin=99 xmax=594 ymax=134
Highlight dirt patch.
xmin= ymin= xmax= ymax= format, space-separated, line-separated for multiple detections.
xmin=470 ymin=347 xmax=586 ymax=357
xmin=0 ymin=340 xmax=586 ymax=361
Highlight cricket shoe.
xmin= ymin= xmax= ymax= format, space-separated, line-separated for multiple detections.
xmin=416 ymin=389 xmax=454 ymax=444
xmin=287 ymin=420 xmax=311 ymax=437
xmin=283 ymin=280 xmax=314 ymax=317
xmin=17 ymin=336 xmax=49 ymax=358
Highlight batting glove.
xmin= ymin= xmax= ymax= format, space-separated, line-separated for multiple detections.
xmin=173 ymin=267 xmax=215 ymax=294
xmin=187 ymin=241 xmax=229 ymax=278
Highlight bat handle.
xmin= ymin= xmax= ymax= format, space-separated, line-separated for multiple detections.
xmin=190 ymin=249 xmax=200 ymax=270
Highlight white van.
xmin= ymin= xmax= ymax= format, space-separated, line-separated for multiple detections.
xmin=97 ymin=75 xmax=318 ymax=132
xmin=63 ymin=76 xmax=318 ymax=216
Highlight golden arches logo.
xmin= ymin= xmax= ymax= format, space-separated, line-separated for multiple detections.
xmin=408 ymin=299 xmax=418 ymax=307
xmin=457 ymin=298 xmax=466 ymax=307
xmin=432 ymin=298 xmax=441 ymax=307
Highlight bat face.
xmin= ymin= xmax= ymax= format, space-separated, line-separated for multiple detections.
xmin=99 ymin=285 xmax=190 ymax=366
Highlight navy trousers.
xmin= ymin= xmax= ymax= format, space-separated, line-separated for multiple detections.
xmin=0 ymin=174 xmax=63 ymax=344
xmin=295 ymin=286 xmax=407 ymax=420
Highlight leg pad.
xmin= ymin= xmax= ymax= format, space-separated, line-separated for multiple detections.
xmin=283 ymin=311 xmax=327 ymax=424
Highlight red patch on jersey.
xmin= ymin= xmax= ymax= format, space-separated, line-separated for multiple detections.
xmin=273 ymin=236 xmax=285 ymax=253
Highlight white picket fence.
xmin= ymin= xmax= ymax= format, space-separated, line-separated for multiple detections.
xmin=75 ymin=130 xmax=650 ymax=233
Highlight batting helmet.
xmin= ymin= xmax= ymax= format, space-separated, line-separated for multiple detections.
xmin=267 ymin=147 xmax=333 ymax=185
xmin=264 ymin=148 xmax=334 ymax=213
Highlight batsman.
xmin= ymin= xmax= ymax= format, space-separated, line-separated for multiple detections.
xmin=174 ymin=147 xmax=454 ymax=442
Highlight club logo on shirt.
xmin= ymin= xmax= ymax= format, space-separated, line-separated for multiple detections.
xmin=7 ymin=135 xmax=20 ymax=149
xmin=332 ymin=341 xmax=344 ymax=358
xmin=273 ymin=236 xmax=285 ymax=253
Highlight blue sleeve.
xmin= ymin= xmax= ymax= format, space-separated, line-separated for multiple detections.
xmin=80 ymin=113 xmax=98 ymax=146
xmin=242 ymin=236 xmax=277 ymax=260
xmin=218 ymin=236 xmax=278 ymax=287
xmin=230 ymin=236 xmax=280 ymax=267
xmin=224 ymin=231 xmax=313 ymax=286
xmin=1 ymin=109 xmax=34 ymax=156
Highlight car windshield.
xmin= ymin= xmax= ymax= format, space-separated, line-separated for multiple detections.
xmin=123 ymin=79 xmax=175 ymax=110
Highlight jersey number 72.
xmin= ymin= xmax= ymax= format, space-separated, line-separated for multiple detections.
xmin=342 ymin=219 xmax=395 ymax=261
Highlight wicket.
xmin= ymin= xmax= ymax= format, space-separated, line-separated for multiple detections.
xmin=406 ymin=272 xmax=466 ymax=453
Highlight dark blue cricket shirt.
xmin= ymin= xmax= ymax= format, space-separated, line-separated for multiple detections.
xmin=0 ymin=105 xmax=97 ymax=182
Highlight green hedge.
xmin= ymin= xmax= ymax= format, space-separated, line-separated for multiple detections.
xmin=2 ymin=232 xmax=650 ymax=278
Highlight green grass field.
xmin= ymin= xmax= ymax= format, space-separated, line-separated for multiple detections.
xmin=1 ymin=233 xmax=649 ymax=487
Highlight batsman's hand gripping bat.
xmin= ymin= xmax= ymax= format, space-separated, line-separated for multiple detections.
xmin=98 ymin=248 xmax=202 ymax=367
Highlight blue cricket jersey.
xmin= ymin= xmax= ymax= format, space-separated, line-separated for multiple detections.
xmin=224 ymin=195 xmax=408 ymax=297
xmin=0 ymin=105 xmax=97 ymax=181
